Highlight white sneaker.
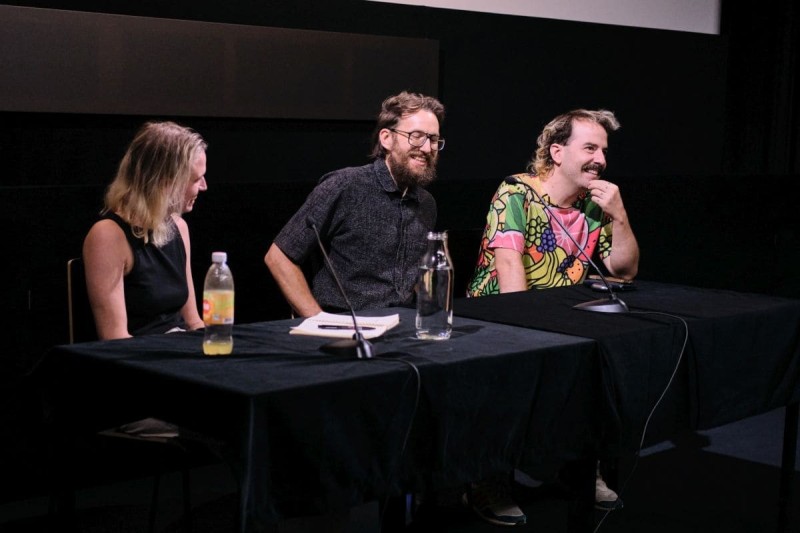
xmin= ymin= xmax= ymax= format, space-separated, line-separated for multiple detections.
xmin=595 ymin=474 xmax=623 ymax=511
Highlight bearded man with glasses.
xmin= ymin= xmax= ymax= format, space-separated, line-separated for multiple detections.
xmin=265 ymin=91 xmax=445 ymax=317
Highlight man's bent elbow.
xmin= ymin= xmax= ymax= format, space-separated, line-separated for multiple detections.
xmin=264 ymin=243 xmax=284 ymax=272
xmin=610 ymin=260 xmax=639 ymax=280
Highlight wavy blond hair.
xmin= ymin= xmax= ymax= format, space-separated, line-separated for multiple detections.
xmin=528 ymin=109 xmax=620 ymax=177
xmin=103 ymin=121 xmax=206 ymax=246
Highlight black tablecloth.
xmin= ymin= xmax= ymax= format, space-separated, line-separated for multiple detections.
xmin=43 ymin=284 xmax=800 ymax=530
xmin=44 ymin=308 xmax=597 ymax=528
xmin=455 ymin=281 xmax=800 ymax=449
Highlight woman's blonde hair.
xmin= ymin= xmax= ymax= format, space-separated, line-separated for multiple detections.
xmin=528 ymin=109 xmax=620 ymax=177
xmin=103 ymin=121 xmax=206 ymax=246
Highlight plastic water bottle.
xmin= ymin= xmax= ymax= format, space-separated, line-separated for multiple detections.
xmin=202 ymin=251 xmax=234 ymax=355
xmin=415 ymin=231 xmax=454 ymax=340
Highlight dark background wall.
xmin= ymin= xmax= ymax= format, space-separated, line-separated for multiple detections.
xmin=0 ymin=0 xmax=799 ymax=506
xmin=1 ymin=0 xmax=799 ymax=372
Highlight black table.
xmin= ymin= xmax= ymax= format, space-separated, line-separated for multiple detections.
xmin=454 ymin=280 xmax=800 ymax=530
xmin=44 ymin=282 xmax=800 ymax=532
xmin=45 ymin=309 xmax=599 ymax=532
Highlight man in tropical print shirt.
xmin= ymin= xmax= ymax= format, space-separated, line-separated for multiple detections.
xmin=463 ymin=109 xmax=640 ymax=527
xmin=469 ymin=109 xmax=639 ymax=296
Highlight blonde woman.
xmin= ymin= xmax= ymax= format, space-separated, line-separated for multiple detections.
xmin=83 ymin=121 xmax=207 ymax=340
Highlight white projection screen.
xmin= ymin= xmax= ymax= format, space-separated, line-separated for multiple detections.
xmin=367 ymin=0 xmax=721 ymax=35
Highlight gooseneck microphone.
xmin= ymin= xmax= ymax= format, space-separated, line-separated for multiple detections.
xmin=308 ymin=221 xmax=376 ymax=358
xmin=503 ymin=176 xmax=629 ymax=313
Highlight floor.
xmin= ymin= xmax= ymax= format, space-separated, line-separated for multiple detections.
xmin=0 ymin=407 xmax=798 ymax=532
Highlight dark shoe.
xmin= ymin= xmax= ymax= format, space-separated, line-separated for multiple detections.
xmin=464 ymin=478 xmax=527 ymax=527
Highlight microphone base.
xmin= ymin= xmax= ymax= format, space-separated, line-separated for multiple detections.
xmin=320 ymin=338 xmax=375 ymax=359
xmin=573 ymin=297 xmax=629 ymax=313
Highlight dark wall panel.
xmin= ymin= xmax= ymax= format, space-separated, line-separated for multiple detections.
xmin=1 ymin=113 xmax=377 ymax=187
xmin=0 ymin=5 xmax=438 ymax=119
xmin=433 ymin=19 xmax=728 ymax=180
xmin=0 ymin=2 xmax=730 ymax=184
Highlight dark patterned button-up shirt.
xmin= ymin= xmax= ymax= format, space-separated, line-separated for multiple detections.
xmin=274 ymin=158 xmax=437 ymax=311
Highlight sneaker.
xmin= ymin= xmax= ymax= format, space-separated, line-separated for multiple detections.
xmin=595 ymin=475 xmax=623 ymax=511
xmin=464 ymin=477 xmax=527 ymax=527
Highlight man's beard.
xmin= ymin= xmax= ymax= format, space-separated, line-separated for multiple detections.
xmin=387 ymin=149 xmax=437 ymax=190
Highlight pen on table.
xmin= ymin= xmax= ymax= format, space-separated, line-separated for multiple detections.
xmin=317 ymin=324 xmax=376 ymax=330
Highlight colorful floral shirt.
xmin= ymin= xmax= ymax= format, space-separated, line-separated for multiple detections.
xmin=468 ymin=173 xmax=612 ymax=297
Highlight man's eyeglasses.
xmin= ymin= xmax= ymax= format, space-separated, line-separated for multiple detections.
xmin=389 ymin=129 xmax=446 ymax=151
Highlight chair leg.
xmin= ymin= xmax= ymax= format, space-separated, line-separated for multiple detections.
xmin=380 ymin=493 xmax=410 ymax=533
xmin=48 ymin=486 xmax=77 ymax=533
xmin=777 ymin=402 xmax=798 ymax=533
xmin=47 ymin=450 xmax=77 ymax=531
xmin=182 ymin=464 xmax=192 ymax=533
xmin=148 ymin=472 xmax=161 ymax=533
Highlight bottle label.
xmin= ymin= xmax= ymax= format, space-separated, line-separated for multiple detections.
xmin=203 ymin=289 xmax=234 ymax=325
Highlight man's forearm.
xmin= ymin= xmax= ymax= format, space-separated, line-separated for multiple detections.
xmin=605 ymin=216 xmax=639 ymax=279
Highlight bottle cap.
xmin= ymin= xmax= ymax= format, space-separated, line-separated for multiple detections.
xmin=211 ymin=251 xmax=227 ymax=263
